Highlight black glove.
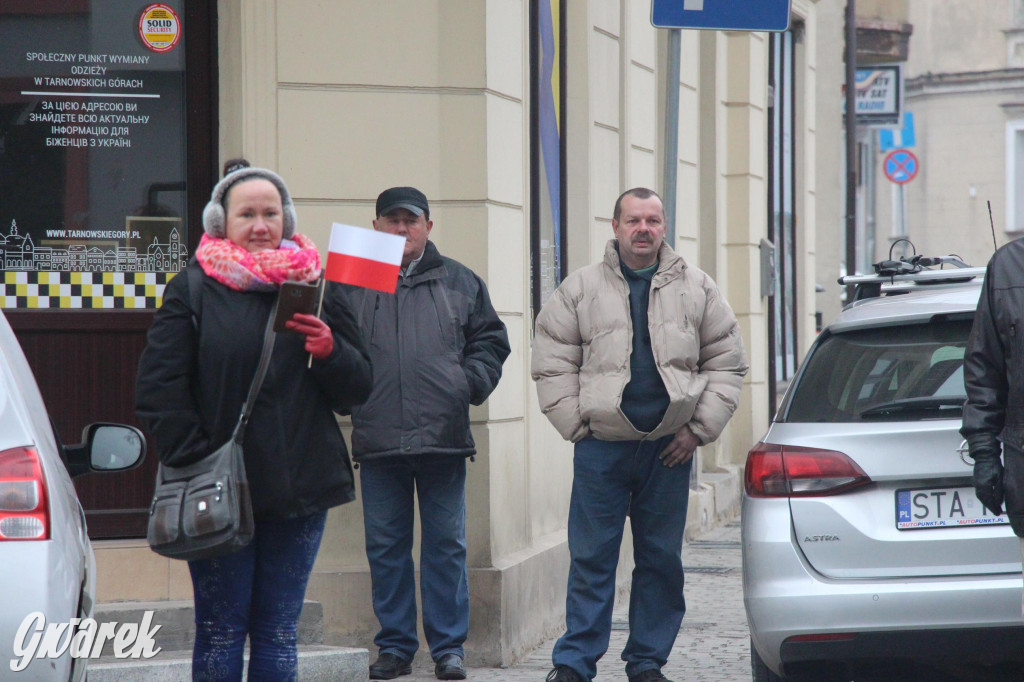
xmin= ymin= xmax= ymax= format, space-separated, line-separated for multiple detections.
xmin=972 ymin=451 xmax=1005 ymax=517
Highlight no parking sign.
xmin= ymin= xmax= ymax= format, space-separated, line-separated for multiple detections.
xmin=883 ymin=149 xmax=918 ymax=185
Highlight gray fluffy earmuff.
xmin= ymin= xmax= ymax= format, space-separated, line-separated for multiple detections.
xmin=201 ymin=167 xmax=297 ymax=239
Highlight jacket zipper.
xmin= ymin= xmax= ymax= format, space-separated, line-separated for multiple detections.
xmin=370 ymin=295 xmax=380 ymax=343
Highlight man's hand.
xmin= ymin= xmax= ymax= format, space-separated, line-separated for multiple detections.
xmin=285 ymin=313 xmax=334 ymax=360
xmin=972 ymin=451 xmax=1005 ymax=517
xmin=659 ymin=425 xmax=700 ymax=468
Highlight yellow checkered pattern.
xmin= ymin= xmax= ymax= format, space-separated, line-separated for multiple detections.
xmin=0 ymin=271 xmax=177 ymax=309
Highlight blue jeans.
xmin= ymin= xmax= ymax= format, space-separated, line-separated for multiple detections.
xmin=188 ymin=511 xmax=327 ymax=681
xmin=552 ymin=436 xmax=692 ymax=681
xmin=359 ymin=455 xmax=469 ymax=662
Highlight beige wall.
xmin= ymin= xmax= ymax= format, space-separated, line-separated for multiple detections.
xmin=858 ymin=0 xmax=910 ymax=25
xmin=905 ymin=0 xmax=1013 ymax=77
xmin=868 ymin=0 xmax=1024 ymax=268
xmin=94 ymin=0 xmax=837 ymax=668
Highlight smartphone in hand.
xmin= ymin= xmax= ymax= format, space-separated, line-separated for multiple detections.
xmin=273 ymin=280 xmax=321 ymax=332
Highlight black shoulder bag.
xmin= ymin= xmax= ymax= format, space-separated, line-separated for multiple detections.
xmin=146 ymin=272 xmax=278 ymax=561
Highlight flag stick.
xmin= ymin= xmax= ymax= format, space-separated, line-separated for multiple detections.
xmin=308 ymin=271 xmax=326 ymax=369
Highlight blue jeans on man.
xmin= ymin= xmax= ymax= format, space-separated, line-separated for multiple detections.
xmin=553 ymin=435 xmax=692 ymax=681
xmin=359 ymin=455 xmax=469 ymax=662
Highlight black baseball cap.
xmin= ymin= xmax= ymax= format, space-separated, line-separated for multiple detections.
xmin=376 ymin=186 xmax=430 ymax=219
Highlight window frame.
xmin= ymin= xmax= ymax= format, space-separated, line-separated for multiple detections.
xmin=1005 ymin=119 xmax=1024 ymax=233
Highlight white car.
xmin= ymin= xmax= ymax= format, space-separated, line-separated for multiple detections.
xmin=0 ymin=309 xmax=144 ymax=681
xmin=743 ymin=259 xmax=1024 ymax=681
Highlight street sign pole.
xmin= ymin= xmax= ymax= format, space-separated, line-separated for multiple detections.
xmin=663 ymin=28 xmax=681 ymax=246
xmin=651 ymin=0 xmax=793 ymax=246
xmin=845 ymin=0 xmax=857 ymax=301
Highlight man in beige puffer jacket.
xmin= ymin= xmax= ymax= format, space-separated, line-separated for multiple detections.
xmin=531 ymin=188 xmax=748 ymax=682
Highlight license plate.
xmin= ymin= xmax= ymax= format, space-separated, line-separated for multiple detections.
xmin=896 ymin=486 xmax=1009 ymax=530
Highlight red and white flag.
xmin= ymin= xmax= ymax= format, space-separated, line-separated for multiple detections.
xmin=324 ymin=222 xmax=405 ymax=293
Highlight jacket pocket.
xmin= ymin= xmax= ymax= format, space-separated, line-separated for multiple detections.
xmin=415 ymin=352 xmax=471 ymax=445
xmin=659 ymin=320 xmax=698 ymax=373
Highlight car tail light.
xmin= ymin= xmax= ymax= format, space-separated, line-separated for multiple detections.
xmin=745 ymin=443 xmax=870 ymax=498
xmin=0 ymin=447 xmax=50 ymax=540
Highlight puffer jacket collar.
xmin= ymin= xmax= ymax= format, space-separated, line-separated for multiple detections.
xmin=602 ymin=239 xmax=686 ymax=287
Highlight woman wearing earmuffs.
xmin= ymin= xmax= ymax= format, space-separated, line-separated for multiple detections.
xmin=135 ymin=166 xmax=372 ymax=681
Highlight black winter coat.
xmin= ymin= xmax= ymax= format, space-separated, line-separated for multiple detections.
xmin=962 ymin=238 xmax=1024 ymax=535
xmin=346 ymin=241 xmax=510 ymax=461
xmin=136 ymin=265 xmax=373 ymax=520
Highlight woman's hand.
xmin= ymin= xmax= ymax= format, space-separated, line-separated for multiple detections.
xmin=285 ymin=313 xmax=334 ymax=360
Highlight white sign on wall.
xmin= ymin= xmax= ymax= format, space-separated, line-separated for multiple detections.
xmin=847 ymin=65 xmax=903 ymax=127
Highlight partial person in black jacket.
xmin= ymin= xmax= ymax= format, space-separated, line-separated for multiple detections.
xmin=135 ymin=166 xmax=372 ymax=681
xmin=963 ymin=238 xmax=1024 ymax=552
xmin=346 ymin=187 xmax=510 ymax=681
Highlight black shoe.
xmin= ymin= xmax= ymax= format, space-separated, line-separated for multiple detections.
xmin=627 ymin=669 xmax=672 ymax=682
xmin=369 ymin=652 xmax=413 ymax=680
xmin=434 ymin=653 xmax=467 ymax=680
xmin=546 ymin=666 xmax=585 ymax=682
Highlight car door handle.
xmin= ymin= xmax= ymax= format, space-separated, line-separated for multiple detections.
xmin=957 ymin=439 xmax=971 ymax=466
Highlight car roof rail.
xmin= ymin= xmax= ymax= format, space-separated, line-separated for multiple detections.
xmin=838 ymin=255 xmax=985 ymax=302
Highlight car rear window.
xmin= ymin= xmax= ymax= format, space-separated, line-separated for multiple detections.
xmin=782 ymin=318 xmax=972 ymax=422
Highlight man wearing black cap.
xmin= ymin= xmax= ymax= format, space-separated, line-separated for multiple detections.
xmin=347 ymin=187 xmax=511 ymax=680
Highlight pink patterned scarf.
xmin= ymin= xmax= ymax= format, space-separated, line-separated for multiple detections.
xmin=195 ymin=233 xmax=322 ymax=291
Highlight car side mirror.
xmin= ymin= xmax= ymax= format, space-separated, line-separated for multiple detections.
xmin=64 ymin=423 xmax=146 ymax=478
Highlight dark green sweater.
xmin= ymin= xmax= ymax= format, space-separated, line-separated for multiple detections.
xmin=619 ymin=261 xmax=670 ymax=433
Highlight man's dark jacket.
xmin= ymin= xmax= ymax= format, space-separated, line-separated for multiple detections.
xmin=136 ymin=266 xmax=373 ymax=520
xmin=347 ymin=241 xmax=510 ymax=461
xmin=962 ymin=238 xmax=1024 ymax=535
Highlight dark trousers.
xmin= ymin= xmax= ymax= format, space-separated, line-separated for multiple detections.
xmin=359 ymin=455 xmax=469 ymax=662
xmin=188 ymin=511 xmax=327 ymax=681
xmin=552 ymin=436 xmax=692 ymax=681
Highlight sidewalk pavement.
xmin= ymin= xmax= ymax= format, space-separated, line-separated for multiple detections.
xmin=396 ymin=520 xmax=749 ymax=682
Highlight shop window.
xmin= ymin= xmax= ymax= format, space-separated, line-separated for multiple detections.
xmin=0 ymin=2 xmax=193 ymax=310
xmin=0 ymin=1 xmax=215 ymax=539
xmin=768 ymin=27 xmax=799 ymax=416
xmin=530 ymin=0 xmax=567 ymax=321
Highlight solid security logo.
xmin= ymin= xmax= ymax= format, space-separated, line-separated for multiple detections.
xmin=10 ymin=611 xmax=162 ymax=672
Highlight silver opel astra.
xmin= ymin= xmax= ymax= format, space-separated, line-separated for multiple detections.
xmin=743 ymin=262 xmax=1024 ymax=682
xmin=0 ymin=309 xmax=144 ymax=681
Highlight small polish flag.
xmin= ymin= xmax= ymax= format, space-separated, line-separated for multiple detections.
xmin=324 ymin=223 xmax=405 ymax=293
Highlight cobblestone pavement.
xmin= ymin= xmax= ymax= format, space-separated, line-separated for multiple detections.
xmin=396 ymin=521 xmax=749 ymax=682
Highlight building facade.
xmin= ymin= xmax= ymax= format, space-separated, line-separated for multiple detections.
xmin=864 ymin=1 xmax=1024 ymax=273
xmin=0 ymin=0 xmax=840 ymax=666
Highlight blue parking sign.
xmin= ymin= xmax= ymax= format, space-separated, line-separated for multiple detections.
xmin=879 ymin=112 xmax=916 ymax=151
xmin=652 ymin=0 xmax=792 ymax=31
